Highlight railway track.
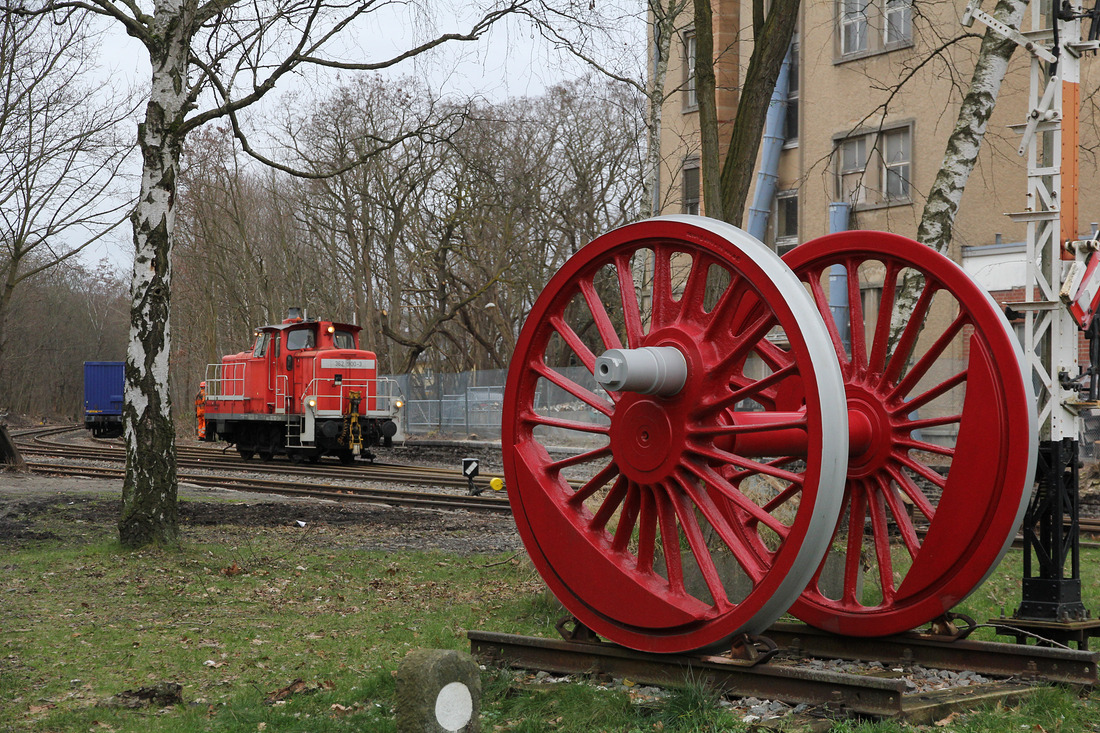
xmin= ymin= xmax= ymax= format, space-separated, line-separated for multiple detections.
xmin=9 ymin=425 xmax=511 ymax=514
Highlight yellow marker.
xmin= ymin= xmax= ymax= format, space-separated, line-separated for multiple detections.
xmin=489 ymin=477 xmax=504 ymax=492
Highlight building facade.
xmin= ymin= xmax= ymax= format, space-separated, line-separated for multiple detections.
xmin=653 ymin=0 xmax=1100 ymax=448
xmin=655 ymin=0 xmax=1100 ymax=258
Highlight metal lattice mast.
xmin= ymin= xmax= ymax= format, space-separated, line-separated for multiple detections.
xmin=968 ymin=0 xmax=1100 ymax=632
xmin=1015 ymin=2 xmax=1084 ymax=442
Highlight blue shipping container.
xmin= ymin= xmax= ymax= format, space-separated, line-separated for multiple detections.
xmin=84 ymin=361 xmax=124 ymax=437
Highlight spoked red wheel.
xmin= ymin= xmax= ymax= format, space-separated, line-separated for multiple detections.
xmin=783 ymin=231 xmax=1037 ymax=636
xmin=503 ymin=216 xmax=848 ymax=653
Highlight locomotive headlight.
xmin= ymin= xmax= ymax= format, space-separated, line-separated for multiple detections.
xmin=394 ymin=399 xmax=404 ymax=410
xmin=327 ymin=325 xmax=335 ymax=334
xmin=307 ymin=398 xmax=316 ymax=408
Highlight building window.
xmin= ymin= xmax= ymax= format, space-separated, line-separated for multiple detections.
xmin=839 ymin=136 xmax=868 ymax=204
xmin=885 ymin=0 xmax=912 ymax=45
xmin=774 ymin=190 xmax=798 ymax=254
xmin=834 ymin=126 xmax=912 ymax=207
xmin=784 ymin=40 xmax=799 ymax=145
xmin=882 ymin=128 xmax=911 ymax=200
xmin=841 ymin=0 xmax=869 ymax=55
xmin=683 ymin=31 xmax=697 ymax=110
xmin=839 ymin=0 xmax=911 ymax=58
xmin=682 ymin=161 xmax=700 ymax=215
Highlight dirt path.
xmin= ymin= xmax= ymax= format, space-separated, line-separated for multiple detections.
xmin=0 ymin=468 xmax=523 ymax=555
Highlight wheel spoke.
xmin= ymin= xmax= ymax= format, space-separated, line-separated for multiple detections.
xmin=896 ymin=438 xmax=955 ymax=458
xmin=654 ymin=488 xmax=686 ymax=594
xmin=891 ymin=311 xmax=967 ymax=399
xmin=868 ymin=261 xmax=902 ymax=375
xmin=703 ymin=272 xmax=753 ymax=340
xmin=613 ymin=252 xmax=645 ymax=347
xmin=678 ymin=253 xmax=716 ymax=321
xmin=842 ymin=487 xmax=868 ymax=606
xmin=702 ymin=363 xmax=800 ymax=414
xmin=875 ymin=472 xmax=921 ymax=559
xmin=673 ymin=472 xmax=769 ymax=584
xmin=563 ymin=457 xmax=616 ymax=497
xmin=557 ymin=449 xmax=616 ymax=479
xmin=753 ymin=337 xmax=794 ymax=374
xmin=651 ymin=246 xmax=674 ymax=330
xmin=636 ymin=486 xmax=659 ymax=574
xmin=901 ymin=412 xmax=962 ymax=432
xmin=885 ymin=461 xmax=938 ymax=519
xmin=691 ymin=444 xmax=803 ymax=486
xmin=883 ymin=284 xmax=938 ymax=386
xmin=761 ymin=477 xmax=804 ymax=515
xmin=549 ymin=314 xmax=599 ymax=373
xmin=847 ymin=258 xmax=869 ymax=374
xmin=579 ymin=277 xmax=625 ymax=353
xmin=713 ymin=311 xmax=782 ymax=375
xmin=611 ymin=481 xmax=641 ymax=551
xmin=589 ymin=474 xmax=629 ymax=530
xmin=865 ymin=482 xmax=896 ymax=604
xmin=533 ymin=360 xmax=616 ymax=414
xmin=685 ymin=461 xmax=792 ymax=537
xmin=897 ymin=370 xmax=967 ymax=413
xmin=666 ymin=486 xmax=734 ymax=609
xmin=806 ymin=267 xmax=850 ymax=371
xmin=524 ymin=412 xmax=610 ymax=435
xmin=690 ymin=415 xmax=808 ymax=437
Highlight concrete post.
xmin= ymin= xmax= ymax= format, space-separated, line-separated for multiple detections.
xmin=395 ymin=649 xmax=481 ymax=732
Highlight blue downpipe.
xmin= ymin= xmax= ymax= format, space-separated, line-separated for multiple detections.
xmin=746 ymin=50 xmax=792 ymax=242
xmin=828 ymin=202 xmax=851 ymax=352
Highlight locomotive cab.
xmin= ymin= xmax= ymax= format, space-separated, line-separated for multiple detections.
xmin=201 ymin=310 xmax=404 ymax=463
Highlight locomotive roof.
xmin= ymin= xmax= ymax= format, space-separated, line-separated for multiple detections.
xmin=257 ymin=320 xmax=361 ymax=334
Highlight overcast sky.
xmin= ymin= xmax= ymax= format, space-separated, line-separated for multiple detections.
xmin=83 ymin=3 xmax=645 ymax=271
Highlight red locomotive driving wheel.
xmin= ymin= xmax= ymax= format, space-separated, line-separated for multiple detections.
xmin=503 ymin=216 xmax=849 ymax=653
xmin=783 ymin=231 xmax=1037 ymax=636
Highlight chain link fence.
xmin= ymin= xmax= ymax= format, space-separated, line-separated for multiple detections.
xmin=389 ymin=366 xmax=607 ymax=443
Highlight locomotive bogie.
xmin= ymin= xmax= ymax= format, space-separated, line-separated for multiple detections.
xmin=200 ymin=311 xmax=403 ymax=462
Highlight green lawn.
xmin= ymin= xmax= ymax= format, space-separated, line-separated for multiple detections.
xmin=3 ymin=496 xmax=1100 ymax=732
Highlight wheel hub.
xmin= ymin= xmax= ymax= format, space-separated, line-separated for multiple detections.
xmin=610 ymin=396 xmax=679 ymax=480
xmin=844 ymin=387 xmax=892 ymax=478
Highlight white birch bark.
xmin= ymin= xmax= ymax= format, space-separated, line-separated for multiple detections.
xmin=644 ymin=0 xmax=687 ymax=217
xmin=118 ymin=0 xmax=195 ymax=548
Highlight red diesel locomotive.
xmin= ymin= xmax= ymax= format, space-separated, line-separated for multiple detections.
xmin=200 ymin=309 xmax=404 ymax=463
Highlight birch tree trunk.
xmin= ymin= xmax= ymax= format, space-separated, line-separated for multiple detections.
xmin=916 ymin=0 xmax=1027 ymax=253
xmin=118 ymin=0 xmax=194 ymax=548
xmin=644 ymin=0 xmax=688 ymax=217
xmin=889 ymin=0 xmax=1027 ymax=344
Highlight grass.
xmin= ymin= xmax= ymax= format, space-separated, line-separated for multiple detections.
xmin=4 ymin=498 xmax=1100 ymax=732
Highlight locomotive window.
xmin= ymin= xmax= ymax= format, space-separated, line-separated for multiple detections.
xmin=252 ymin=333 xmax=269 ymax=357
xmin=286 ymin=329 xmax=315 ymax=351
xmin=333 ymin=331 xmax=355 ymax=350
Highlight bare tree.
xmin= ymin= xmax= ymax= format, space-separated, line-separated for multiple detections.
xmin=11 ymin=0 xmax=526 ymax=547
xmin=687 ymin=0 xmax=800 ymax=225
xmin=3 ymin=257 xmax=127 ymax=418
xmin=0 ymin=11 xmax=134 ymax=411
xmin=528 ymin=0 xmax=687 ymax=217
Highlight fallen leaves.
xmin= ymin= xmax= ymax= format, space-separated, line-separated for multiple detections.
xmin=98 ymin=682 xmax=183 ymax=709
xmin=264 ymin=678 xmax=335 ymax=704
